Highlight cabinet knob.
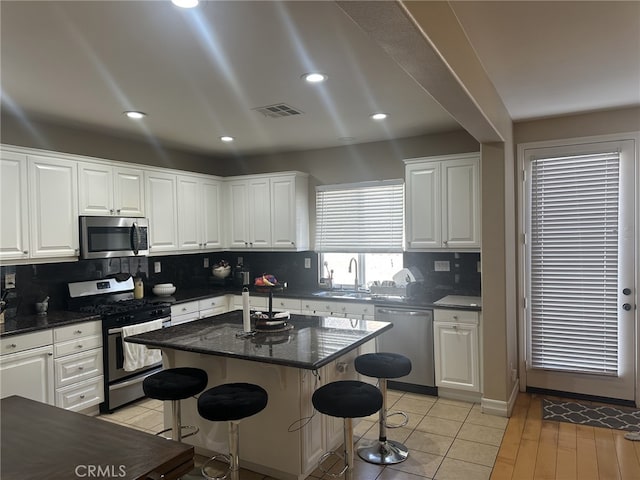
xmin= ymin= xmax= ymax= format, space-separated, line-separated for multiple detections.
xmin=78 ymin=366 xmax=84 ymax=370
xmin=452 ymin=315 xmax=458 ymax=320
xmin=443 ymin=240 xmax=449 ymax=245
xmin=116 ymin=209 xmax=121 ymax=214
xmin=80 ymin=394 xmax=86 ymax=399
xmin=8 ymin=343 xmax=16 ymax=349
xmin=74 ymin=330 xmax=82 ymax=335
xmin=291 ymin=241 xmax=295 ymax=245
xmin=110 ymin=209 xmax=114 ymax=215
xmin=77 ymin=345 xmax=83 ymax=349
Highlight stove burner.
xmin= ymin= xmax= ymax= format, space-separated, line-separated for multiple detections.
xmin=77 ymin=299 xmax=163 ymax=316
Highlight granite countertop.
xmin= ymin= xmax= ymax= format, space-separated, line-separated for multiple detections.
xmin=149 ymin=285 xmax=482 ymax=312
xmin=125 ymin=310 xmax=392 ymax=370
xmin=0 ymin=311 xmax=101 ymax=338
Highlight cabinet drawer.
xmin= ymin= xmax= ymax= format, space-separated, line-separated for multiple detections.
xmin=55 ymin=348 xmax=103 ymax=387
xmin=54 ymin=321 xmax=101 ymax=343
xmin=56 ymin=375 xmax=104 ymax=411
xmin=271 ymin=298 xmax=302 ymax=312
xmin=231 ymin=295 xmax=268 ymax=310
xmin=171 ymin=312 xmax=200 ymax=326
xmin=303 ymin=300 xmax=334 ymax=314
xmin=54 ymin=334 xmax=102 ymax=358
xmin=198 ymin=296 xmax=227 ymax=311
xmin=199 ymin=307 xmax=226 ymax=319
xmin=434 ymin=309 xmax=479 ymax=324
xmin=332 ymin=302 xmax=373 ymax=317
xmin=1 ymin=330 xmax=53 ymax=356
xmin=171 ymin=301 xmax=199 ymax=317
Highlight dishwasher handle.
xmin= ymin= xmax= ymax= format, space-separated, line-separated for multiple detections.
xmin=376 ymin=308 xmax=431 ymax=316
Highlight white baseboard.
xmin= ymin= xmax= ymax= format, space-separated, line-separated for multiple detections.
xmin=481 ymin=380 xmax=520 ymax=417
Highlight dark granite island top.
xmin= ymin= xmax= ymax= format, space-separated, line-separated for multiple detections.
xmin=125 ymin=310 xmax=392 ymax=370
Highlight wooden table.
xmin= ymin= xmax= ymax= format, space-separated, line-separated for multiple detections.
xmin=1 ymin=396 xmax=193 ymax=480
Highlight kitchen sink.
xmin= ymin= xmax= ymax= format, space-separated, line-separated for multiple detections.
xmin=312 ymin=291 xmax=372 ymax=300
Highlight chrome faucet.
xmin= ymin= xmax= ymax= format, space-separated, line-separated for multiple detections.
xmin=348 ymin=257 xmax=358 ymax=292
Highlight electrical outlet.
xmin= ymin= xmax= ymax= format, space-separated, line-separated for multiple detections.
xmin=237 ymin=256 xmax=243 ymax=265
xmin=304 ymin=258 xmax=311 ymax=269
xmin=477 ymin=261 xmax=482 ymax=273
xmin=154 ymin=261 xmax=161 ymax=273
xmin=4 ymin=273 xmax=16 ymax=289
xmin=434 ymin=261 xmax=450 ymax=272
xmin=203 ymin=258 xmax=209 ymax=268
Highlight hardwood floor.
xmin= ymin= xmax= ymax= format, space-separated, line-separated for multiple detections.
xmin=491 ymin=393 xmax=640 ymax=480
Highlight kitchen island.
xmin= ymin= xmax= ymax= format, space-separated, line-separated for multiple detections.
xmin=126 ymin=311 xmax=392 ymax=480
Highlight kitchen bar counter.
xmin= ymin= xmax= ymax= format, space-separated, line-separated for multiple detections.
xmin=125 ymin=310 xmax=391 ymax=370
xmin=125 ymin=311 xmax=389 ymax=480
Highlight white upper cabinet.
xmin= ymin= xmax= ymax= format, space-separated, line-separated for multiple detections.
xmin=270 ymin=174 xmax=309 ymax=250
xmin=78 ymin=162 xmax=144 ymax=217
xmin=0 ymin=150 xmax=30 ymax=261
xmin=28 ymin=155 xmax=79 ymax=258
xmin=227 ymin=177 xmax=271 ymax=249
xmin=226 ymin=172 xmax=308 ymax=250
xmin=145 ymin=170 xmax=178 ymax=253
xmin=177 ymin=174 xmax=223 ymax=251
xmin=405 ymin=153 xmax=480 ymax=250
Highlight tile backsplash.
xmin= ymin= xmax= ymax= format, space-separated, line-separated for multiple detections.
xmin=1 ymin=250 xmax=479 ymax=316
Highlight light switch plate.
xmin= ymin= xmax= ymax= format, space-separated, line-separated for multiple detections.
xmin=203 ymin=258 xmax=209 ymax=268
xmin=154 ymin=261 xmax=161 ymax=273
xmin=434 ymin=261 xmax=450 ymax=272
xmin=4 ymin=273 xmax=16 ymax=288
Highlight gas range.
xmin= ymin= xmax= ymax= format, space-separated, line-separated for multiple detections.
xmin=67 ymin=276 xmax=171 ymax=413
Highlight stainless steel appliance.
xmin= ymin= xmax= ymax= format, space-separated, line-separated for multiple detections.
xmin=79 ymin=216 xmax=149 ymax=259
xmin=374 ymin=306 xmax=436 ymax=395
xmin=68 ymin=277 xmax=171 ymax=413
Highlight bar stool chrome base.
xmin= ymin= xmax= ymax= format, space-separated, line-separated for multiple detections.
xmin=156 ymin=424 xmax=199 ymax=441
xmin=357 ymin=439 xmax=409 ymax=465
xmin=201 ymin=453 xmax=232 ymax=480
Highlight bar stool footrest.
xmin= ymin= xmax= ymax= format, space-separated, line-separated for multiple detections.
xmin=385 ymin=410 xmax=409 ymax=429
xmin=318 ymin=450 xmax=349 ymax=478
xmin=155 ymin=424 xmax=199 ymax=440
xmin=201 ymin=454 xmax=231 ymax=480
xmin=358 ymin=439 xmax=409 ymax=465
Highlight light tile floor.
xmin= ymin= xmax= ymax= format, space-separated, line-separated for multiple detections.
xmin=97 ymin=390 xmax=508 ymax=480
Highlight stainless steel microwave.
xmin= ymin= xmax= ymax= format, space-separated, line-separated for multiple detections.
xmin=79 ymin=216 xmax=149 ymax=259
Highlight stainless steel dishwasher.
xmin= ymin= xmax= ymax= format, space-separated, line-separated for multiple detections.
xmin=375 ymin=306 xmax=436 ymax=394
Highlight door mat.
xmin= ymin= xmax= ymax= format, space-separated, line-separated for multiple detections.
xmin=542 ymin=398 xmax=640 ymax=431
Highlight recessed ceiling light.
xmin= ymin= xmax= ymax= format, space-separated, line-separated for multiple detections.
xmin=302 ymin=73 xmax=327 ymax=83
xmin=220 ymin=136 xmax=235 ymax=143
xmin=124 ymin=111 xmax=146 ymax=119
xmin=171 ymin=0 xmax=199 ymax=8
xmin=371 ymin=113 xmax=388 ymax=121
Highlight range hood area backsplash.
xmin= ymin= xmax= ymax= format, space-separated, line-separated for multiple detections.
xmin=1 ymin=251 xmax=480 ymax=316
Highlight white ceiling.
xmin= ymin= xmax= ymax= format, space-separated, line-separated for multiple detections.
xmin=1 ymin=1 xmax=638 ymax=156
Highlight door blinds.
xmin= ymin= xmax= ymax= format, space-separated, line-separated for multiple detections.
xmin=529 ymin=151 xmax=620 ymax=375
xmin=315 ymin=180 xmax=404 ymax=252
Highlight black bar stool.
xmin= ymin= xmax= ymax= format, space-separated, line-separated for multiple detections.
xmin=354 ymin=352 xmax=412 ymax=464
xmin=197 ymin=383 xmax=268 ymax=480
xmin=142 ymin=367 xmax=208 ymax=442
xmin=312 ymin=380 xmax=383 ymax=480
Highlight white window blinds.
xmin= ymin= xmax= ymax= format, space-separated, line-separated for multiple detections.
xmin=315 ymin=180 xmax=404 ymax=252
xmin=529 ymin=151 xmax=620 ymax=375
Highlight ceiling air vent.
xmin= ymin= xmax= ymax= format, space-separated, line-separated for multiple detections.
xmin=253 ymin=103 xmax=303 ymax=118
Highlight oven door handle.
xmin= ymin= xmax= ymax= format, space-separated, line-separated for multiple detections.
xmin=108 ymin=318 xmax=171 ymax=335
xmin=109 ymin=369 xmax=161 ymax=391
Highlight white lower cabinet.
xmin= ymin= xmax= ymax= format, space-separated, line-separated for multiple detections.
xmin=434 ymin=309 xmax=480 ymax=392
xmin=0 ymin=332 xmax=55 ymax=405
xmin=171 ymin=301 xmax=200 ymax=326
xmin=198 ymin=296 xmax=229 ymax=318
xmin=53 ymin=320 xmax=104 ymax=412
xmin=300 ymin=300 xmax=373 ymax=320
